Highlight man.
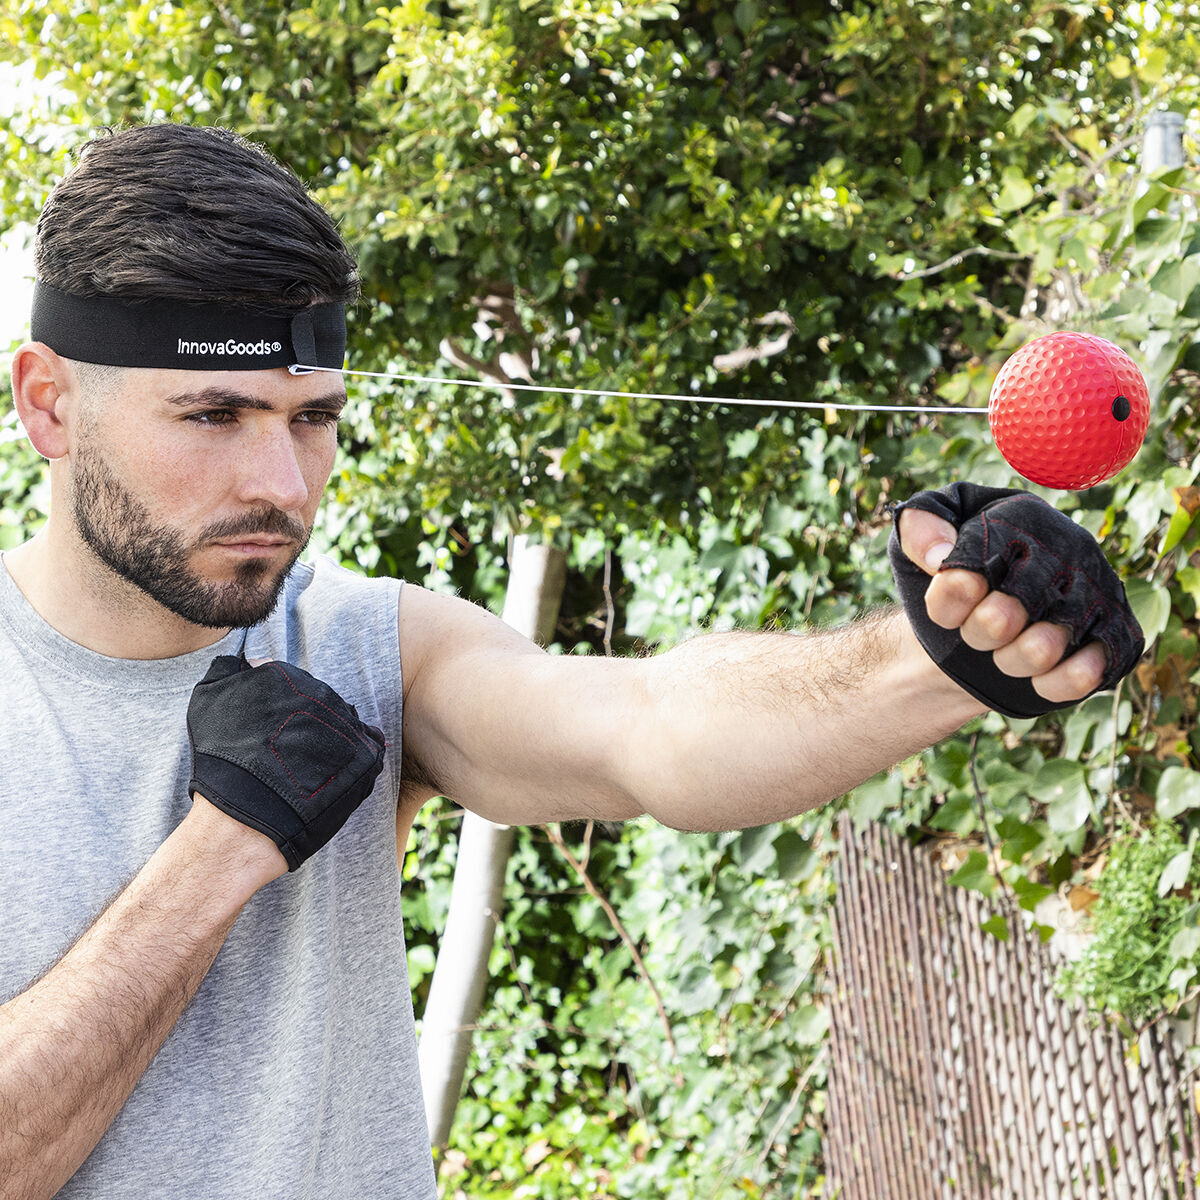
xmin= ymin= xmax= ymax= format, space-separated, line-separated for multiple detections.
xmin=0 ymin=124 xmax=1139 ymax=1198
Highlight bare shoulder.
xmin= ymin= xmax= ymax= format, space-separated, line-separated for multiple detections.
xmin=393 ymin=583 xmax=647 ymax=823
xmin=396 ymin=583 xmax=543 ymax=701
xmin=394 ymin=584 xmax=546 ymax=779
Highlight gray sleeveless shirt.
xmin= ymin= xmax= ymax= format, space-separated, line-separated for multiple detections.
xmin=0 ymin=556 xmax=438 ymax=1198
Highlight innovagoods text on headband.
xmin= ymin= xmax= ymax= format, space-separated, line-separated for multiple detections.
xmin=29 ymin=282 xmax=346 ymax=375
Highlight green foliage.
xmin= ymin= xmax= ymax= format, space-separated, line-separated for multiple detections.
xmin=8 ymin=0 xmax=1200 ymax=1192
xmin=1058 ymin=820 xmax=1200 ymax=1025
xmin=0 ymin=408 xmax=45 ymax=549
xmin=405 ymin=806 xmax=834 ymax=1198
xmin=0 ymin=0 xmax=1141 ymax=563
xmin=872 ymin=0 xmax=1200 ymax=1045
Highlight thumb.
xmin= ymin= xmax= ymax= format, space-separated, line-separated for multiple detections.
xmin=897 ymin=508 xmax=959 ymax=577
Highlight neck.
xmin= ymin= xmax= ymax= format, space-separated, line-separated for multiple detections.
xmin=5 ymin=526 xmax=233 ymax=660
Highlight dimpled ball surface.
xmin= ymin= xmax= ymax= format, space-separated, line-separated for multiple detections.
xmin=988 ymin=331 xmax=1149 ymax=490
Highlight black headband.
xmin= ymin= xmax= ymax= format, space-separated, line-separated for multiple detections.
xmin=30 ymin=282 xmax=346 ymax=373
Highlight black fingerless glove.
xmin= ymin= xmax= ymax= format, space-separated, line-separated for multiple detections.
xmin=887 ymin=482 xmax=1144 ymax=719
xmin=187 ymin=655 xmax=387 ymax=870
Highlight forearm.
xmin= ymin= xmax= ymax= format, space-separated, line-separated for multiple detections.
xmin=398 ymin=587 xmax=987 ymax=828
xmin=0 ymin=799 xmax=282 ymax=1200
xmin=631 ymin=606 xmax=985 ymax=830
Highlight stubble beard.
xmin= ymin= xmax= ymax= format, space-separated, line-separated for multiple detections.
xmin=71 ymin=441 xmax=310 ymax=630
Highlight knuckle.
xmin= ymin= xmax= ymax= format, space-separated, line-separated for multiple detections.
xmin=980 ymin=596 xmax=1025 ymax=642
xmin=1025 ymin=628 xmax=1066 ymax=675
xmin=962 ymin=609 xmax=1005 ymax=650
xmin=1041 ymin=650 xmax=1105 ymax=703
xmin=1069 ymin=652 xmax=1106 ymax=694
xmin=926 ymin=573 xmax=979 ymax=629
xmin=1027 ymin=646 xmax=1059 ymax=676
xmin=956 ymin=571 xmax=990 ymax=604
xmin=994 ymin=612 xmax=1021 ymax=642
xmin=974 ymin=608 xmax=1003 ymax=641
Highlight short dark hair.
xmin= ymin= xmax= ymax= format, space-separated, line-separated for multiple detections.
xmin=35 ymin=124 xmax=359 ymax=315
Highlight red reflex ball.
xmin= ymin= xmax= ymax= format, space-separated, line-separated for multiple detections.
xmin=988 ymin=331 xmax=1149 ymax=490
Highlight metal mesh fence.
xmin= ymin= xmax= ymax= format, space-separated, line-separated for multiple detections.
xmin=824 ymin=814 xmax=1200 ymax=1198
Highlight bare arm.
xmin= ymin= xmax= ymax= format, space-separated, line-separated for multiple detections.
xmin=398 ymin=507 xmax=1107 ymax=829
xmin=400 ymin=597 xmax=977 ymax=828
xmin=0 ymin=798 xmax=285 ymax=1200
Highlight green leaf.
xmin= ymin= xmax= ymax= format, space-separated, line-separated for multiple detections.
xmin=928 ymin=794 xmax=977 ymax=834
xmin=1161 ymin=505 xmax=1198 ymax=557
xmin=1176 ymin=566 xmax=1200 ymax=608
xmin=713 ymin=959 xmax=741 ymax=989
xmin=998 ymin=816 xmax=1045 ymax=864
xmin=1125 ymin=483 xmax=1173 ymax=547
xmin=675 ymin=963 xmax=723 ymax=1016
xmin=1043 ymin=98 xmax=1073 ymax=127
xmin=793 ymin=1003 xmax=829 ymax=1046
xmin=773 ymin=830 xmax=817 ymax=882
xmin=1149 ymin=256 xmax=1200 ymax=304
xmin=1139 ymin=46 xmax=1168 ymax=85
xmin=1009 ymin=103 xmax=1040 ymax=137
xmin=407 ymin=943 xmax=436 ymax=980
xmin=1169 ymin=963 xmax=1197 ymax=994
xmin=203 ymin=66 xmax=223 ymax=101
xmin=1125 ymin=579 xmax=1172 ymax=646
xmin=1070 ymin=125 xmax=1102 ymax=160
xmin=1157 ymin=766 xmax=1200 ymax=818
xmin=995 ymin=166 xmax=1034 ymax=213
xmin=1062 ymin=699 xmax=1103 ymax=760
xmin=732 ymin=823 xmax=779 ymax=876
xmin=1159 ymin=845 xmax=1195 ymax=897
xmin=1031 ymin=760 xmax=1092 ymax=835
xmin=1168 ymin=925 xmax=1200 ymax=960
xmin=734 ymin=0 xmax=759 ymax=33
xmin=981 ymin=913 xmax=1009 ymax=941
xmin=847 ymin=772 xmax=901 ymax=831
xmin=949 ymin=850 xmax=996 ymax=897
xmin=1011 ymin=875 xmax=1053 ymax=912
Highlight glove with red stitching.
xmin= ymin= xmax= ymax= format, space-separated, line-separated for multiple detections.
xmin=888 ymin=483 xmax=1144 ymax=719
xmin=187 ymin=655 xmax=387 ymax=870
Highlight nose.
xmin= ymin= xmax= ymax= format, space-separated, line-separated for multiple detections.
xmin=236 ymin=422 xmax=310 ymax=513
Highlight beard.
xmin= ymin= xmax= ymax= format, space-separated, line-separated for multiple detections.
xmin=71 ymin=441 xmax=310 ymax=629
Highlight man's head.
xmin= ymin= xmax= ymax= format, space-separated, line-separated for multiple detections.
xmin=16 ymin=124 xmax=357 ymax=632
xmin=35 ymin=123 xmax=359 ymax=312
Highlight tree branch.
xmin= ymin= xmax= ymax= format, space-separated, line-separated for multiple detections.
xmin=545 ymin=822 xmax=683 ymax=1082
xmin=438 ymin=337 xmax=516 ymax=400
xmin=472 ymin=286 xmax=538 ymax=381
xmin=897 ymin=246 xmax=1027 ymax=280
xmin=713 ymin=310 xmax=796 ymax=373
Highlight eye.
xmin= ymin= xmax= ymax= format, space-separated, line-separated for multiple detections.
xmin=185 ymin=409 xmax=237 ymax=427
xmin=296 ymin=410 xmax=341 ymax=428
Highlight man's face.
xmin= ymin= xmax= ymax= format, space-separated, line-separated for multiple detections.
xmin=68 ymin=366 xmax=345 ymax=629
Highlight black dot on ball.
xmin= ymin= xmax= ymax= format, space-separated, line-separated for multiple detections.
xmin=1112 ymin=394 xmax=1131 ymax=421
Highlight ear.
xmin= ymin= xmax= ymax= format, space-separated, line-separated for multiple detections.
xmin=10 ymin=343 xmax=76 ymax=460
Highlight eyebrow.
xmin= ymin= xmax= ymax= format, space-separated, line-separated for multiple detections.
xmin=162 ymin=386 xmax=348 ymax=414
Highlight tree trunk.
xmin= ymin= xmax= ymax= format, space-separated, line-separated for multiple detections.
xmin=417 ymin=535 xmax=568 ymax=1151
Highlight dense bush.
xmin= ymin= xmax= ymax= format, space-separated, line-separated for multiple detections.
xmin=6 ymin=2 xmax=1200 ymax=1194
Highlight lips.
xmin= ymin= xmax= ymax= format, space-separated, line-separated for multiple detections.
xmin=210 ymin=537 xmax=294 ymax=555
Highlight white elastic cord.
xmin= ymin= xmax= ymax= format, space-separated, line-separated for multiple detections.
xmin=295 ymin=363 xmax=989 ymax=417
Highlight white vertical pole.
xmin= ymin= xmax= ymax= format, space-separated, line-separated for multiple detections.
xmin=417 ymin=535 xmax=567 ymax=1151
xmin=1143 ymin=109 xmax=1184 ymax=173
